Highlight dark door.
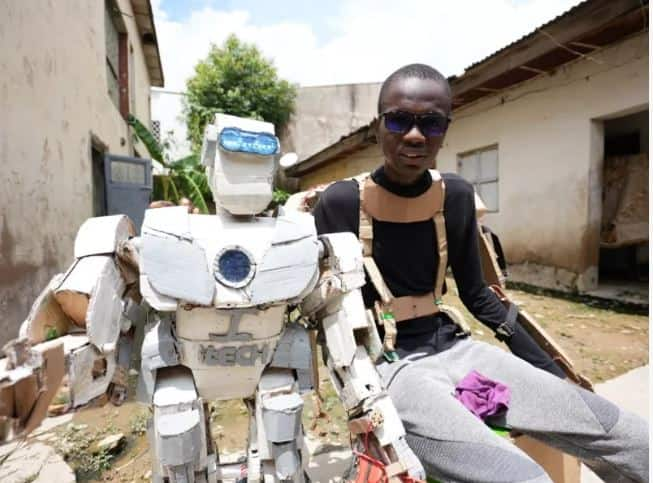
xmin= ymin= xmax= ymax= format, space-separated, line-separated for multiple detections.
xmin=104 ymin=154 xmax=152 ymax=232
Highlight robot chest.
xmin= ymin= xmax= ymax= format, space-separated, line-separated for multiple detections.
xmin=139 ymin=210 xmax=320 ymax=309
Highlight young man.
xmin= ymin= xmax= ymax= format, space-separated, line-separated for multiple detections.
xmin=313 ymin=64 xmax=648 ymax=483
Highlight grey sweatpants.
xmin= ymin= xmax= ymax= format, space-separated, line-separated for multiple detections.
xmin=377 ymin=338 xmax=649 ymax=483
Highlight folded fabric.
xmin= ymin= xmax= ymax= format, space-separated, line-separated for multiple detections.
xmin=454 ymin=370 xmax=510 ymax=420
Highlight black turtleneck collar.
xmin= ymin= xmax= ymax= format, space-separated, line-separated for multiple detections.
xmin=370 ymin=166 xmax=432 ymax=198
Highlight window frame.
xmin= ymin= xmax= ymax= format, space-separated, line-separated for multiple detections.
xmin=457 ymin=144 xmax=500 ymax=213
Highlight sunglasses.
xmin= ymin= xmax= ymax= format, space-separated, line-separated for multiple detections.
xmin=381 ymin=110 xmax=451 ymax=137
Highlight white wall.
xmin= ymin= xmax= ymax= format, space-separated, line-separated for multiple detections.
xmin=151 ymin=88 xmax=192 ymax=161
xmin=0 ymin=0 xmax=154 ymax=344
xmin=437 ymin=32 xmax=648 ymax=291
xmin=281 ymin=82 xmax=381 ymax=161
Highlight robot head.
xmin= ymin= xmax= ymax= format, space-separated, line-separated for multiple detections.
xmin=200 ymin=114 xmax=279 ymax=215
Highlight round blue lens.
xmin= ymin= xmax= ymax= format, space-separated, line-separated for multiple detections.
xmin=218 ymin=249 xmax=251 ymax=283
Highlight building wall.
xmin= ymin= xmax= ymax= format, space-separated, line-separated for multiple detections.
xmin=151 ymin=88 xmax=193 ymax=161
xmin=437 ymin=32 xmax=648 ymax=291
xmin=0 ymin=0 xmax=154 ymax=345
xmin=281 ymin=82 xmax=381 ymax=162
xmin=298 ymin=144 xmax=382 ymax=190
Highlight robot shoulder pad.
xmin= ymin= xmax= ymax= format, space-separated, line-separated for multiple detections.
xmin=74 ymin=215 xmax=135 ymax=258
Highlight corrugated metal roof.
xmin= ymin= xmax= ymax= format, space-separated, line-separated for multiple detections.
xmin=458 ymin=1 xmax=590 ymax=76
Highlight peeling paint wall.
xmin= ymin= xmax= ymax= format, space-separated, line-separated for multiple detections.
xmin=0 ymin=0 xmax=154 ymax=346
xmin=437 ymin=32 xmax=648 ymax=292
xmin=281 ymin=83 xmax=380 ymax=162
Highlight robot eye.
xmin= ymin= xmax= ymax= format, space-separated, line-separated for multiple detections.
xmin=214 ymin=247 xmax=256 ymax=288
xmin=219 ymin=127 xmax=279 ymax=156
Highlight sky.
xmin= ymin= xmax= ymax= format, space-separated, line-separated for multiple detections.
xmin=152 ymin=0 xmax=584 ymax=92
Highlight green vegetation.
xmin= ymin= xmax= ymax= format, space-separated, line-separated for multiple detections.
xmin=129 ymin=115 xmax=212 ymax=213
xmin=184 ymin=34 xmax=296 ymax=153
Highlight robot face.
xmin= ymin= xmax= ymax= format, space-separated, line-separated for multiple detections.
xmin=219 ymin=127 xmax=279 ymax=157
xmin=200 ymin=114 xmax=278 ymax=215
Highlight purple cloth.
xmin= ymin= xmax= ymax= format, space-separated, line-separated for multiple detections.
xmin=454 ymin=370 xmax=511 ymax=420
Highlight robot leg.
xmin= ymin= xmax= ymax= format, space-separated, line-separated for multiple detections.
xmin=253 ymin=368 xmax=306 ymax=482
xmin=150 ymin=365 xmax=217 ymax=483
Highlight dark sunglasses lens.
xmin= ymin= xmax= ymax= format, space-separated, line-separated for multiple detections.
xmin=384 ymin=112 xmax=414 ymax=133
xmin=418 ymin=114 xmax=448 ymax=136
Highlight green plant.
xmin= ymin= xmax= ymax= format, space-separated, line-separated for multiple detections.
xmin=184 ymin=34 xmax=296 ymax=153
xmin=53 ymin=424 xmax=114 ymax=480
xmin=128 ymin=115 xmax=212 ymax=213
xmin=271 ymin=188 xmax=290 ymax=208
xmin=129 ymin=410 xmax=150 ymax=436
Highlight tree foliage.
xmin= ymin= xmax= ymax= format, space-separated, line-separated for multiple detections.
xmin=184 ymin=34 xmax=297 ymax=152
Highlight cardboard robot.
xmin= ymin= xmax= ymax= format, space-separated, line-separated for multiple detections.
xmin=0 ymin=114 xmax=425 ymax=483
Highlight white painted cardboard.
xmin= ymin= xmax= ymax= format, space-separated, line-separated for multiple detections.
xmin=340 ymin=290 xmax=369 ymax=330
xmin=74 ymin=215 xmax=135 ymax=258
xmin=152 ymin=366 xmax=198 ymax=407
xmin=271 ymin=211 xmax=316 ymax=245
xmin=139 ymin=274 xmax=178 ymax=311
xmin=54 ymin=256 xmax=125 ymax=352
xmin=347 ymin=346 xmax=383 ymax=403
xmin=210 ymin=114 xmax=276 ymax=215
xmin=367 ymin=394 xmax=406 ymax=446
xmin=322 ymin=305 xmax=357 ymax=368
xmin=175 ymin=305 xmax=286 ymax=341
xmin=142 ymin=206 xmax=191 ymax=239
xmin=248 ymin=237 xmax=319 ymax=305
xmin=68 ymin=343 xmax=116 ymax=407
xmin=20 ymin=274 xmax=71 ymax=344
xmin=178 ymin=333 xmax=282 ymax=400
xmin=321 ymin=232 xmax=364 ymax=274
xmin=86 ymin=258 xmax=125 ymax=352
xmin=142 ymin=233 xmax=214 ymax=305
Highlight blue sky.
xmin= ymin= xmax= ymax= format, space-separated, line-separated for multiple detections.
xmin=152 ymin=0 xmax=583 ymax=90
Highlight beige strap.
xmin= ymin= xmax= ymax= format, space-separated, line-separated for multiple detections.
xmin=361 ymin=176 xmax=443 ymax=223
xmin=387 ymin=293 xmax=439 ymax=322
xmin=477 ymin=225 xmax=505 ymax=288
xmin=358 ymin=180 xmax=374 ymax=256
xmin=375 ymin=301 xmax=397 ymax=352
xmin=432 ymin=177 xmax=447 ymax=301
xmin=363 ymin=257 xmax=393 ymax=305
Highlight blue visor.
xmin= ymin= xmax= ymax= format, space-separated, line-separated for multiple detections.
xmin=219 ymin=127 xmax=279 ymax=156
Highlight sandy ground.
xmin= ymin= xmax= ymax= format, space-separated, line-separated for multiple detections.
xmin=11 ymin=278 xmax=648 ymax=482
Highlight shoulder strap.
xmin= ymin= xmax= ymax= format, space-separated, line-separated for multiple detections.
xmin=431 ymin=171 xmax=447 ymax=302
xmin=358 ymin=176 xmax=393 ymax=304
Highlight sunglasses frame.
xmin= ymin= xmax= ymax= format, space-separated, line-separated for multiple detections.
xmin=381 ymin=110 xmax=451 ymax=137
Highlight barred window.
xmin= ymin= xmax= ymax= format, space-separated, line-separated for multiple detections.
xmin=151 ymin=120 xmax=161 ymax=143
xmin=458 ymin=145 xmax=499 ymax=212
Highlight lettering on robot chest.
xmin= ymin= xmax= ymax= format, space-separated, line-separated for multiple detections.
xmin=199 ymin=310 xmax=270 ymax=367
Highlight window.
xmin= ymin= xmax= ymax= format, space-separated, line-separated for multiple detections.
xmin=105 ymin=0 xmax=128 ymax=117
xmin=151 ymin=120 xmax=161 ymax=144
xmin=458 ymin=145 xmax=499 ymax=212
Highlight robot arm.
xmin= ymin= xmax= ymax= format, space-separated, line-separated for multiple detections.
xmin=303 ymin=232 xmax=426 ymax=482
xmin=0 ymin=215 xmax=145 ymax=442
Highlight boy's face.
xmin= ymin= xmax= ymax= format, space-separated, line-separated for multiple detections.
xmin=377 ymin=77 xmax=451 ymax=185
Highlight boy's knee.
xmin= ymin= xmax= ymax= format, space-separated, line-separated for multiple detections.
xmin=406 ymin=432 xmax=552 ymax=483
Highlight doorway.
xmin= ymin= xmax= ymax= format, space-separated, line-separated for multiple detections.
xmin=596 ymin=110 xmax=648 ymax=303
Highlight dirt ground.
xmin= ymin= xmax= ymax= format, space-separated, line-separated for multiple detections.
xmin=44 ymin=279 xmax=648 ymax=482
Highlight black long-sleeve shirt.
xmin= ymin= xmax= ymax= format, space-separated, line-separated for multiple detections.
xmin=313 ymin=166 xmax=565 ymax=377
